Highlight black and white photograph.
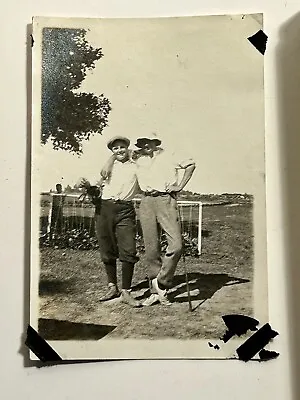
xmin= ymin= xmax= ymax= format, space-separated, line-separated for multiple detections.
xmin=30 ymin=14 xmax=268 ymax=359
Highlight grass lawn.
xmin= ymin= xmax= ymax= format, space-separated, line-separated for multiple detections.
xmin=38 ymin=203 xmax=253 ymax=340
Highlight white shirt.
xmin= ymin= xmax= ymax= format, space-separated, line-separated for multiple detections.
xmin=101 ymin=159 xmax=139 ymax=201
xmin=136 ymin=149 xmax=195 ymax=192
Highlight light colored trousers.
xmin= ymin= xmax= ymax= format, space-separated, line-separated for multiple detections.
xmin=139 ymin=194 xmax=183 ymax=288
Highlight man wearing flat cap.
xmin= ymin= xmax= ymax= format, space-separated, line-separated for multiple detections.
xmin=80 ymin=136 xmax=141 ymax=307
xmin=134 ymin=137 xmax=196 ymax=306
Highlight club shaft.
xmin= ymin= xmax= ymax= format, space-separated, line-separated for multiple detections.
xmin=179 ymin=207 xmax=193 ymax=312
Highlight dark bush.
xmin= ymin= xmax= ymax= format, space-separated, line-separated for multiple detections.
xmin=40 ymin=229 xmax=200 ymax=257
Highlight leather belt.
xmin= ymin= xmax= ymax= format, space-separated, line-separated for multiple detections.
xmin=143 ymin=191 xmax=170 ymax=197
xmin=102 ymin=198 xmax=132 ymax=204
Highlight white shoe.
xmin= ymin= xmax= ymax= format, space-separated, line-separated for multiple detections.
xmin=152 ymin=278 xmax=172 ymax=306
xmin=142 ymin=293 xmax=160 ymax=306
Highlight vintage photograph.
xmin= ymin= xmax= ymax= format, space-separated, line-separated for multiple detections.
xmin=30 ymin=14 xmax=268 ymax=359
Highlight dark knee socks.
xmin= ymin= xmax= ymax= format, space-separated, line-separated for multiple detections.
xmin=122 ymin=261 xmax=135 ymax=290
xmin=104 ymin=262 xmax=117 ymax=285
xmin=104 ymin=261 xmax=135 ymax=289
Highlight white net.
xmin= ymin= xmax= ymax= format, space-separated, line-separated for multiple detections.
xmin=40 ymin=194 xmax=202 ymax=256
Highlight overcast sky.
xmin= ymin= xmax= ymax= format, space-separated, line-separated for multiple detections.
xmin=37 ymin=14 xmax=265 ymax=194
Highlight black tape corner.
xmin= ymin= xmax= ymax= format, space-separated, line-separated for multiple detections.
xmin=236 ymin=323 xmax=278 ymax=362
xmin=248 ymin=30 xmax=268 ymax=55
xmin=25 ymin=325 xmax=62 ymax=362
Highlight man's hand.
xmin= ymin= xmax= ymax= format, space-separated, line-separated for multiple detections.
xmin=166 ymin=184 xmax=182 ymax=193
xmin=100 ymin=169 xmax=109 ymax=180
xmin=95 ymin=178 xmax=105 ymax=187
xmin=130 ymin=149 xmax=143 ymax=161
xmin=78 ymin=177 xmax=91 ymax=189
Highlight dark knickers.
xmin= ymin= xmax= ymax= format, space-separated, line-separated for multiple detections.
xmin=95 ymin=200 xmax=139 ymax=265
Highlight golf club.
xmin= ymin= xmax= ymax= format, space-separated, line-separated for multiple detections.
xmin=178 ymin=205 xmax=193 ymax=312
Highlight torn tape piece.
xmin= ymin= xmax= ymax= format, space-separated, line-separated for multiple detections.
xmin=236 ymin=323 xmax=278 ymax=362
xmin=208 ymin=342 xmax=220 ymax=350
xmin=259 ymin=349 xmax=280 ymax=361
xmin=25 ymin=325 xmax=62 ymax=362
xmin=221 ymin=314 xmax=259 ymax=343
xmin=247 ymin=30 xmax=268 ymax=55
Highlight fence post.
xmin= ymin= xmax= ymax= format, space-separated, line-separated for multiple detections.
xmin=198 ymin=202 xmax=202 ymax=255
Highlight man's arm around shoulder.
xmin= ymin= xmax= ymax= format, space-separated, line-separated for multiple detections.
xmin=166 ymin=160 xmax=196 ymax=193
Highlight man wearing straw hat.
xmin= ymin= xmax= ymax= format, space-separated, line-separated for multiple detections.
xmin=134 ymin=136 xmax=196 ymax=306
xmin=80 ymin=136 xmax=141 ymax=308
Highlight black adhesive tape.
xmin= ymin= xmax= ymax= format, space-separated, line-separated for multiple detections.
xmin=259 ymin=349 xmax=280 ymax=361
xmin=248 ymin=30 xmax=268 ymax=55
xmin=25 ymin=325 xmax=62 ymax=362
xmin=236 ymin=323 xmax=278 ymax=362
xmin=221 ymin=314 xmax=259 ymax=343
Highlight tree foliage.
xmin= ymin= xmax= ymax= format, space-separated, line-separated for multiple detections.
xmin=41 ymin=28 xmax=111 ymax=154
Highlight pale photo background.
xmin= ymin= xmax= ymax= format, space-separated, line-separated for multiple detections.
xmin=38 ymin=15 xmax=264 ymax=195
xmin=0 ymin=0 xmax=298 ymax=399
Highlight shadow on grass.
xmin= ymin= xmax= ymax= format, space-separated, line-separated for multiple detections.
xmin=38 ymin=318 xmax=116 ymax=340
xmin=39 ymin=279 xmax=75 ymax=296
xmin=170 ymin=273 xmax=249 ymax=307
xmin=133 ymin=272 xmax=250 ymax=310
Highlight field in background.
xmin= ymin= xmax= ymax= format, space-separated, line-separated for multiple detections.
xmin=38 ymin=202 xmax=254 ymax=340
